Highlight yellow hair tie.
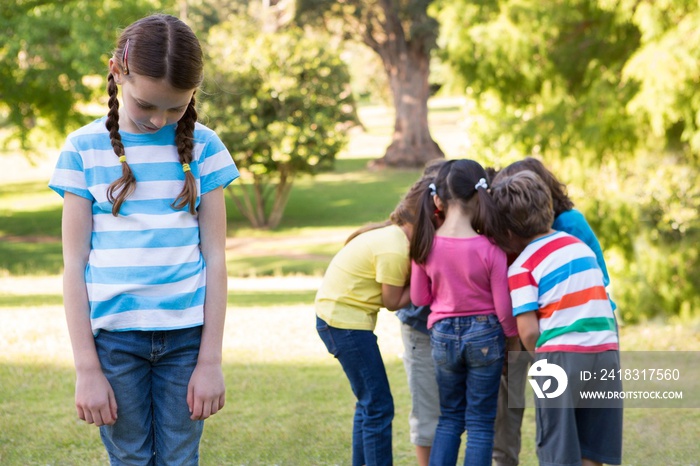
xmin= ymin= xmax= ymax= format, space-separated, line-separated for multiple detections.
xmin=182 ymin=163 xmax=191 ymax=173
xmin=118 ymin=155 xmax=127 ymax=163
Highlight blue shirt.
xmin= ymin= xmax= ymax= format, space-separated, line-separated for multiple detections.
xmin=49 ymin=117 xmax=239 ymax=334
xmin=553 ymin=209 xmax=616 ymax=311
xmin=396 ymin=304 xmax=431 ymax=335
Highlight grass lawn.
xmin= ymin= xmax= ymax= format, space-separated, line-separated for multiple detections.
xmin=1 ymin=295 xmax=699 ymax=465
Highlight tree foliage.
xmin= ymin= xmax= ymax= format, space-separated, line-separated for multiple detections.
xmin=0 ymin=0 xmax=169 ymax=151
xmin=437 ymin=0 xmax=700 ymax=322
xmin=201 ymin=11 xmax=357 ymax=228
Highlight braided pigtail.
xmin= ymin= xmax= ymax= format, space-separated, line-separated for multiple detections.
xmin=172 ymin=93 xmax=198 ymax=215
xmin=105 ymin=72 xmax=136 ymax=216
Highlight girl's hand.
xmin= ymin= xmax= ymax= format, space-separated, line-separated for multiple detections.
xmin=187 ymin=362 xmax=226 ymax=420
xmin=74 ymin=368 xmax=118 ymax=426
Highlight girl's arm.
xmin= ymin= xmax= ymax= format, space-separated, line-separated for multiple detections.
xmin=187 ymin=187 xmax=227 ymax=420
xmin=382 ymin=283 xmax=411 ymax=311
xmin=62 ymin=192 xmax=118 ymax=426
xmin=409 ymin=261 xmax=432 ymax=307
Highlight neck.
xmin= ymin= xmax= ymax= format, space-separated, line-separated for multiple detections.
xmin=437 ymin=209 xmax=477 ymax=238
xmin=530 ymin=229 xmax=556 ymax=242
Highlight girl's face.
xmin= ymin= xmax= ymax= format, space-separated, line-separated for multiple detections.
xmin=110 ymin=59 xmax=195 ymax=134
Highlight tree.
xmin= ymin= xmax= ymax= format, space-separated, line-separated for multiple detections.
xmin=295 ymin=0 xmax=444 ymax=168
xmin=435 ymin=0 xmax=641 ymax=163
xmin=201 ymin=12 xmax=358 ymax=228
xmin=0 ymin=0 xmax=169 ymax=152
xmin=436 ymin=0 xmax=700 ymax=322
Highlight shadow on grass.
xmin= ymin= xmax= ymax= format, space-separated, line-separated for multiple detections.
xmin=2 ymin=359 xmax=699 ymax=465
xmin=0 ymin=241 xmax=63 ymax=276
xmin=0 ymin=180 xmax=62 ymax=238
xmin=226 ymin=158 xmax=423 ymax=231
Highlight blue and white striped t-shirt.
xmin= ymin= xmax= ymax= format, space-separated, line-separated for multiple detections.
xmin=49 ymin=117 xmax=239 ymax=334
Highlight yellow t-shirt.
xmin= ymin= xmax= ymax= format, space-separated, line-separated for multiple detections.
xmin=315 ymin=224 xmax=410 ymax=331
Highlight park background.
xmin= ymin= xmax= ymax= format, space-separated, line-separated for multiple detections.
xmin=1 ymin=1 xmax=699 ymax=464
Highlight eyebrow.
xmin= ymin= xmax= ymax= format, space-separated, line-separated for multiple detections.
xmin=135 ymin=98 xmax=188 ymax=111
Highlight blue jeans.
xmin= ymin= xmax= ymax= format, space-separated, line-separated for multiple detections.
xmin=316 ymin=316 xmax=394 ymax=466
xmin=95 ymin=327 xmax=204 ymax=465
xmin=429 ymin=315 xmax=505 ymax=466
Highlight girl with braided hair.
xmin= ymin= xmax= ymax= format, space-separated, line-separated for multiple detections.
xmin=49 ymin=14 xmax=238 ymax=464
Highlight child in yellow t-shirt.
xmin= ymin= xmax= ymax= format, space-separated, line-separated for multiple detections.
xmin=315 ymin=170 xmax=433 ymax=466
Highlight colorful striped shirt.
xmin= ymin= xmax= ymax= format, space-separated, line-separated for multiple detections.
xmin=508 ymin=231 xmax=618 ymax=352
xmin=49 ymin=117 xmax=239 ymax=334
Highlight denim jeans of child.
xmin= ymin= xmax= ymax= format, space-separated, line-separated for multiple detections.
xmin=429 ymin=315 xmax=505 ymax=466
xmin=95 ymin=326 xmax=204 ymax=466
xmin=316 ymin=316 xmax=394 ymax=466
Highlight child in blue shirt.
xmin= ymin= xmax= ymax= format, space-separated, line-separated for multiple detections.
xmin=49 ymin=14 xmax=238 ymax=464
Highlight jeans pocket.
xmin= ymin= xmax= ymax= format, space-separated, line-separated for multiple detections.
xmin=316 ymin=317 xmax=338 ymax=356
xmin=467 ymin=333 xmax=505 ymax=367
xmin=430 ymin=340 xmax=449 ymax=367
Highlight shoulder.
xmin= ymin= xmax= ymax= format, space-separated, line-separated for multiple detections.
xmin=378 ymin=224 xmax=409 ymax=246
xmin=470 ymin=235 xmax=507 ymax=262
xmin=193 ymin=122 xmax=222 ymax=144
xmin=553 ymin=209 xmax=600 ymax=246
xmin=553 ymin=209 xmax=589 ymax=230
xmin=359 ymin=225 xmax=409 ymax=255
xmin=64 ymin=118 xmax=110 ymax=147
xmin=193 ymin=122 xmax=230 ymax=161
xmin=512 ymin=231 xmax=579 ymax=266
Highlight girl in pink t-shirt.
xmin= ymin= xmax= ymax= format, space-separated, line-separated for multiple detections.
xmin=409 ymin=159 xmax=518 ymax=466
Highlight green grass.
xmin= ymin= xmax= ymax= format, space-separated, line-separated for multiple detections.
xmin=1 ymin=358 xmax=699 ymax=465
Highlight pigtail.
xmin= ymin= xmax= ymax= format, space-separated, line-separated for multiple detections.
xmin=172 ymin=94 xmax=198 ymax=215
xmin=474 ymin=185 xmax=504 ymax=243
xmin=410 ymin=188 xmax=438 ymax=265
xmin=105 ymin=72 xmax=137 ymax=216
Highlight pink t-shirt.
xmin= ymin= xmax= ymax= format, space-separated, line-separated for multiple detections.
xmin=410 ymin=235 xmax=517 ymax=336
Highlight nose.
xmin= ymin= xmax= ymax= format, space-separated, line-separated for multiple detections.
xmin=150 ymin=112 xmax=167 ymax=129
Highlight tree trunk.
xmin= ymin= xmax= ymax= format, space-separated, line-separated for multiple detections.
xmin=382 ymin=49 xmax=443 ymax=168
xmin=226 ymin=170 xmax=295 ymax=229
xmin=266 ymin=169 xmax=294 ymax=229
xmin=369 ymin=17 xmax=444 ymax=168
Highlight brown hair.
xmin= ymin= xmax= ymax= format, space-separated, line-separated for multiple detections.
xmin=345 ymin=160 xmax=448 ymax=245
xmin=492 ymin=157 xmax=573 ymax=217
xmin=410 ymin=159 xmax=502 ymax=264
xmin=105 ymin=14 xmax=204 ymax=216
xmin=490 ymin=170 xmax=554 ymax=251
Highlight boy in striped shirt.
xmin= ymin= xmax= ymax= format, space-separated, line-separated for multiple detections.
xmin=490 ymin=170 xmax=622 ymax=466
